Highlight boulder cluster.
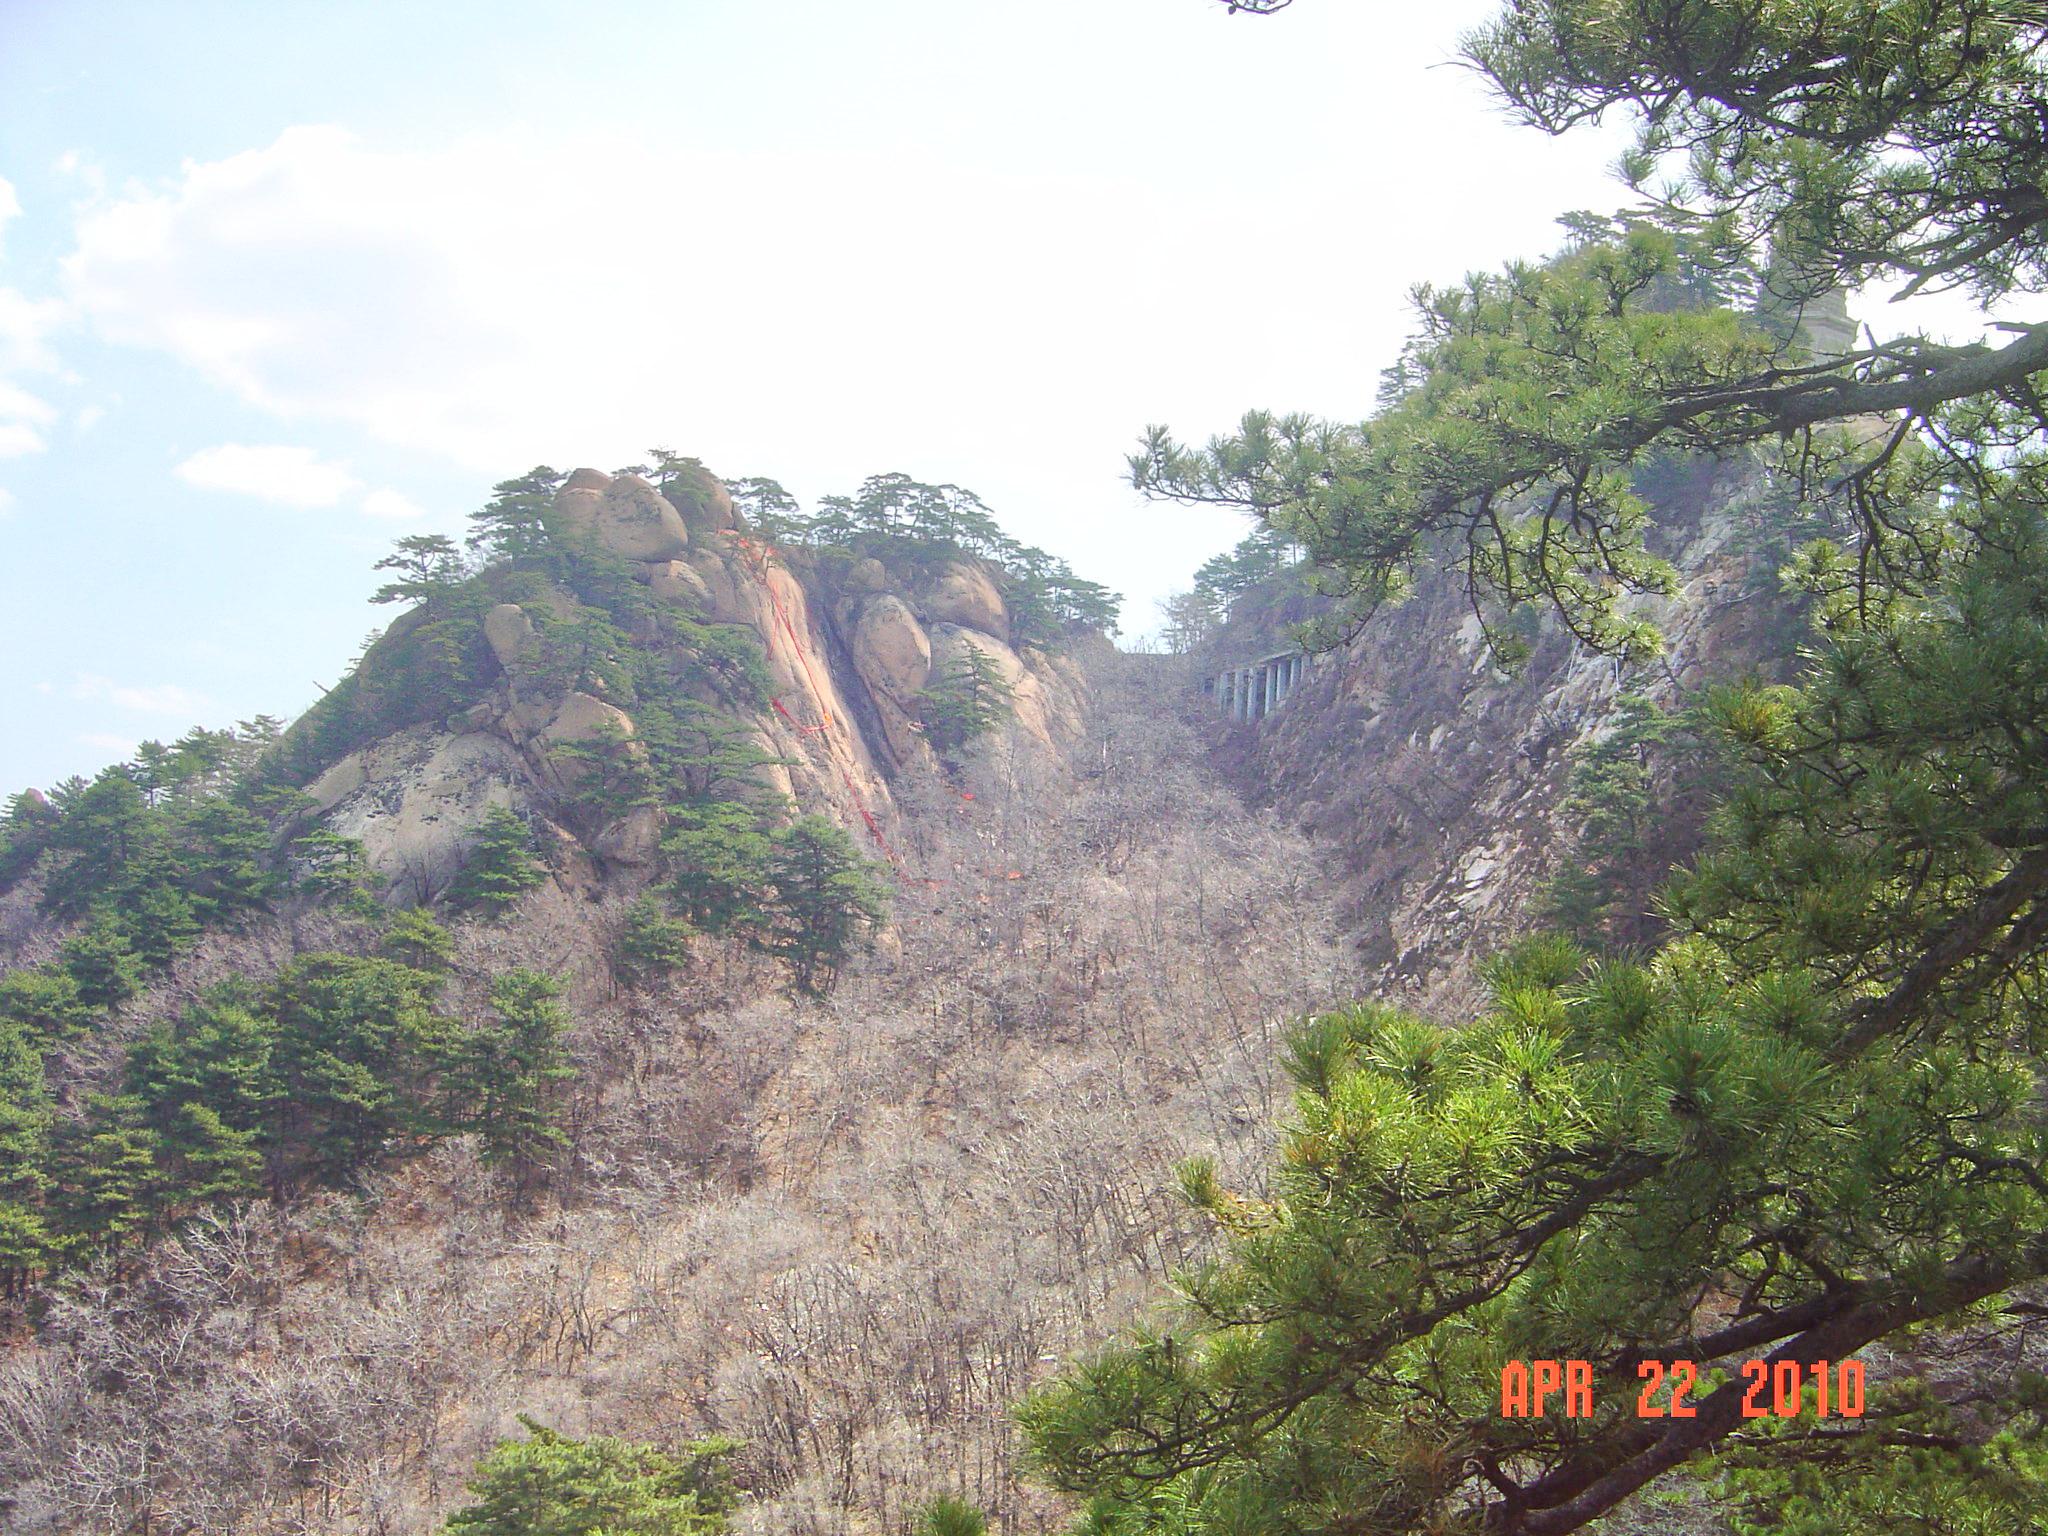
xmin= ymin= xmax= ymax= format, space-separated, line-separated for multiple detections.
xmin=304 ymin=464 xmax=1089 ymax=902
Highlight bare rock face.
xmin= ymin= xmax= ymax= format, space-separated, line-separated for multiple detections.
xmin=928 ymin=622 xmax=1078 ymax=754
xmin=592 ymin=804 xmax=662 ymax=866
xmin=850 ymin=594 xmax=931 ymax=705
xmin=846 ymin=557 xmax=889 ymax=595
xmin=310 ymin=728 xmax=537 ymax=901
xmin=849 ymin=593 xmax=934 ymax=765
xmin=553 ymin=470 xmax=608 ymax=544
xmin=645 ymin=559 xmax=710 ymax=606
xmin=918 ymin=561 xmax=1007 ymax=637
xmin=552 ymin=468 xmax=691 ymax=563
xmin=595 ymin=474 xmax=691 ymax=561
xmin=483 ymin=603 xmax=539 ymax=671
xmin=539 ymin=692 xmax=637 ymax=754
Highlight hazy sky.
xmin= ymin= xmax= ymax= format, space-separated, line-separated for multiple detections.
xmin=0 ymin=0 xmax=1650 ymax=790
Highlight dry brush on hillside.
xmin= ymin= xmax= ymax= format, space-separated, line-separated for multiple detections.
xmin=0 ymin=651 xmax=1362 ymax=1536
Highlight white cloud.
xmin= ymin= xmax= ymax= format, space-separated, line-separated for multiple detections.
xmin=0 ymin=178 xmax=19 ymax=256
xmin=72 ymin=673 xmax=218 ymax=717
xmin=78 ymin=731 xmax=139 ymax=759
xmin=174 ymin=442 xmax=359 ymax=507
xmin=74 ymin=403 xmax=105 ymax=435
xmin=52 ymin=151 xmax=105 ymax=199
xmin=52 ymin=54 xmax=1634 ymax=625
xmin=0 ymin=289 xmax=66 ymax=458
xmin=361 ymin=486 xmax=427 ymax=521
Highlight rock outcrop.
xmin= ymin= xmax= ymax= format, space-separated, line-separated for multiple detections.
xmin=918 ymin=561 xmax=1008 ymax=637
xmin=1224 ymin=456 xmax=1803 ymax=1013
xmin=483 ymin=603 xmax=538 ymax=670
xmin=308 ymin=729 xmax=539 ymax=901
xmin=554 ymin=470 xmax=692 ymax=562
xmin=847 ymin=594 xmax=932 ymax=762
xmin=302 ymin=463 xmax=1099 ymax=903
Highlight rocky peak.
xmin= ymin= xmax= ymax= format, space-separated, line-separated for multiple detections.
xmin=301 ymin=462 xmax=1092 ymax=905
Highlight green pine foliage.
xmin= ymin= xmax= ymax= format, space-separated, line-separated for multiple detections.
xmin=372 ymin=534 xmax=468 ymax=606
xmin=448 ymin=969 xmax=575 ymax=1186
xmin=0 ymin=946 xmax=580 ymax=1282
xmin=663 ymin=801 xmax=774 ymax=935
xmin=1538 ymin=695 xmax=1701 ymax=949
xmin=1714 ymin=1374 xmax=2048 ymax=1534
xmin=763 ymin=816 xmax=888 ymax=997
xmin=1191 ymin=525 xmax=1303 ymax=608
xmin=292 ymin=829 xmax=378 ymax=910
xmin=378 ymin=906 xmax=457 ymax=971
xmin=48 ymin=1095 xmax=162 ymax=1258
xmin=915 ymin=1496 xmax=989 ymax=1536
xmin=264 ymin=953 xmax=462 ymax=1187
xmin=637 ymin=698 xmax=786 ymax=806
xmin=548 ymin=719 xmax=656 ymax=823
xmin=443 ymin=1419 xmax=739 ymax=1536
xmin=0 ymin=1020 xmax=52 ymax=1293
xmin=731 ymin=470 xmax=1120 ymax=640
xmin=1030 ymin=3 xmax=2048 ymax=1531
xmin=0 ymin=966 xmax=92 ymax=1046
xmin=59 ymin=920 xmax=146 ymax=1013
xmin=464 ymin=466 xmax=565 ymax=563
xmin=659 ymin=803 xmax=890 ymax=996
xmin=918 ymin=647 xmax=1016 ymax=757
xmin=613 ymin=895 xmax=694 ymax=990
xmin=449 ymin=806 xmax=549 ymax=916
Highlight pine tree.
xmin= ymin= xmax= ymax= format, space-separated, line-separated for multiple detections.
xmin=763 ymin=816 xmax=888 ymax=996
xmin=371 ymin=533 xmax=467 ymax=606
xmin=264 ymin=954 xmax=455 ymax=1189
xmin=118 ymin=872 xmax=200 ymax=967
xmin=443 ymin=1418 xmax=738 ymax=1536
xmin=38 ymin=770 xmax=159 ymax=921
xmin=613 ymin=895 xmax=693 ymax=990
xmin=174 ymin=795 xmax=279 ymax=922
xmin=465 ymin=466 xmax=564 ymax=563
xmin=0 ymin=787 xmax=62 ymax=888
xmin=1028 ymin=4 xmax=2048 ymax=1531
xmin=638 ymin=699 xmax=784 ymax=804
xmin=0 ymin=1020 xmax=52 ymax=1292
xmin=448 ymin=806 xmax=548 ymax=916
xmin=0 ymin=965 xmax=92 ymax=1045
xmin=378 ymin=907 xmax=456 ymax=971
xmin=662 ymin=801 xmax=773 ymax=934
xmin=59 ymin=918 xmax=145 ymax=1014
xmin=447 ymin=969 xmax=574 ymax=1189
xmin=915 ymin=1496 xmax=988 ymax=1536
xmin=292 ymin=829 xmax=377 ymax=909
xmin=123 ymin=983 xmax=275 ymax=1208
xmin=49 ymin=1095 xmax=161 ymax=1258
xmin=548 ymin=718 xmax=654 ymax=822
xmin=918 ymin=646 xmax=1015 ymax=757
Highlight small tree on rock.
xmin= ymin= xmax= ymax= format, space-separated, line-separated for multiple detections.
xmin=449 ymin=806 xmax=548 ymax=916
xmin=918 ymin=647 xmax=1014 ymax=758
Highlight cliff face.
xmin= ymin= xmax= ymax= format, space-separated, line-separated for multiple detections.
xmin=1210 ymin=454 xmax=1813 ymax=1013
xmin=300 ymin=468 xmax=1093 ymax=906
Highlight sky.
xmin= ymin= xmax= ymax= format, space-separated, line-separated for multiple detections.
xmin=0 ymin=0 xmax=1655 ymax=791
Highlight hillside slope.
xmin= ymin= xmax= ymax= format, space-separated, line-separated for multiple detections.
xmin=1206 ymin=451 xmax=1821 ymax=1015
xmin=0 ymin=461 xmax=1365 ymax=1536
